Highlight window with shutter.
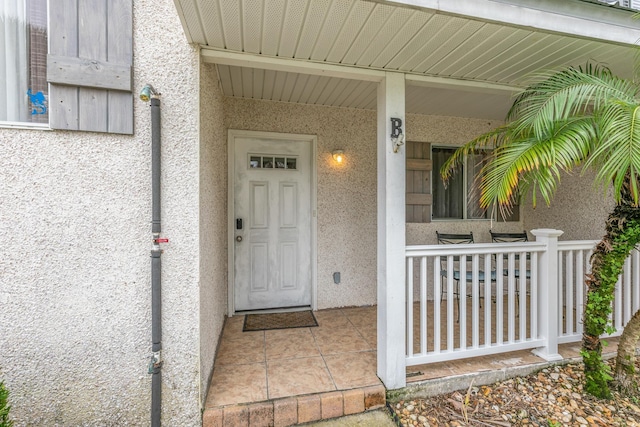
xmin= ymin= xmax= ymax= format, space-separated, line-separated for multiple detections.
xmin=428 ymin=145 xmax=519 ymax=222
xmin=48 ymin=0 xmax=133 ymax=134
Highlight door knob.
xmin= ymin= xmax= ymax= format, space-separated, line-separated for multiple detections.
xmin=236 ymin=235 xmax=243 ymax=242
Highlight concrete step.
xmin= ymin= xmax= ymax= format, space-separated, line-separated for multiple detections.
xmin=302 ymin=409 xmax=397 ymax=426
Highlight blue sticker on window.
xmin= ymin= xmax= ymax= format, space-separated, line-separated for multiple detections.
xmin=27 ymin=89 xmax=47 ymax=115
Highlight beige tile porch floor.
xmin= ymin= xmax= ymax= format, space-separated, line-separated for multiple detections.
xmin=205 ymin=307 xmax=380 ymax=409
xmin=203 ymin=304 xmax=620 ymax=424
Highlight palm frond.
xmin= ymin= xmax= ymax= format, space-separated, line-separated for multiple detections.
xmin=440 ymin=125 xmax=510 ymax=183
xmin=508 ymin=64 xmax=637 ymax=140
xmin=474 ymin=117 xmax=596 ymax=211
xmin=443 ymin=63 xmax=640 ymax=214
xmin=586 ymin=100 xmax=640 ymax=205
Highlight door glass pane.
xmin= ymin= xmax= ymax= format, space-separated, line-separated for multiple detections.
xmin=249 ymin=155 xmax=298 ymax=170
xmin=250 ymin=156 xmax=261 ymax=168
xmin=263 ymin=157 xmax=274 ymax=168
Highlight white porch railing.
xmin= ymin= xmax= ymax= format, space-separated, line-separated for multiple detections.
xmin=556 ymin=240 xmax=596 ymax=344
xmin=557 ymin=240 xmax=640 ymax=343
xmin=405 ymin=230 xmax=640 ymax=368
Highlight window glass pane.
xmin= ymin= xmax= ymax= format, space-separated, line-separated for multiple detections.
xmin=286 ymin=158 xmax=297 ymax=170
xmin=275 ymin=157 xmax=285 ymax=168
xmin=0 ymin=0 xmax=48 ymax=124
xmin=432 ymin=147 xmax=463 ymax=219
xmin=466 ymin=151 xmax=490 ymax=219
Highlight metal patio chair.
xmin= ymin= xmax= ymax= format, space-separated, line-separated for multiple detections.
xmin=490 ymin=230 xmax=531 ymax=315
xmin=436 ymin=231 xmax=496 ymax=321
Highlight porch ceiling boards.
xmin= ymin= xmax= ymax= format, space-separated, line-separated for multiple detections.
xmin=174 ymin=0 xmax=639 ymax=119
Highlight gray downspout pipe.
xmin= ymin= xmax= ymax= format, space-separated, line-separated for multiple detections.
xmin=147 ymin=93 xmax=162 ymax=427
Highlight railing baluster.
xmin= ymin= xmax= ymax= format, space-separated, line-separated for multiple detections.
xmin=472 ymin=254 xmax=479 ymax=349
xmin=557 ymin=251 xmax=564 ymax=337
xmin=483 ymin=254 xmax=491 ymax=347
xmin=508 ymin=253 xmax=515 ymax=343
xmin=447 ymin=255 xmax=454 ymax=352
xmin=614 ymin=274 xmax=622 ymax=331
xmin=566 ymin=250 xmax=574 ymax=337
xmin=460 ymin=257 xmax=467 ymax=350
xmin=433 ymin=257 xmax=441 ymax=354
xmin=496 ymin=253 xmax=504 ymax=345
xmin=519 ymin=250 xmax=526 ymax=341
xmin=575 ymin=250 xmax=584 ymax=337
xmin=531 ymin=252 xmax=538 ymax=339
xmin=407 ymin=257 xmax=413 ymax=357
xmin=420 ymin=256 xmax=427 ymax=355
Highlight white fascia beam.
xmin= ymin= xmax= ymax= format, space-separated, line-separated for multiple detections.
xmin=201 ymin=48 xmax=525 ymax=94
xmin=406 ymin=74 xmax=522 ymax=96
xmin=378 ymin=0 xmax=640 ymax=46
xmin=201 ymin=48 xmax=385 ymax=82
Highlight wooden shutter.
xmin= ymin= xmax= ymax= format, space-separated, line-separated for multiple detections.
xmin=48 ymin=0 xmax=133 ymax=134
xmin=406 ymin=141 xmax=432 ymax=223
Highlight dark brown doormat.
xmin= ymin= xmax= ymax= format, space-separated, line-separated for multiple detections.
xmin=243 ymin=310 xmax=318 ymax=332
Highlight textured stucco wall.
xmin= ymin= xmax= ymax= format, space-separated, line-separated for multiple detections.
xmin=224 ymin=99 xmax=511 ymax=308
xmin=0 ymin=0 xmax=202 ymax=425
xmin=523 ymin=169 xmax=614 ymax=241
xmin=198 ymin=62 xmax=227 ymax=405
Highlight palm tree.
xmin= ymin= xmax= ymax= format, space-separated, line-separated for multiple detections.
xmin=441 ymin=64 xmax=640 ymax=398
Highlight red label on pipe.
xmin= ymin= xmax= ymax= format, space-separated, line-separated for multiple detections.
xmin=155 ymin=238 xmax=169 ymax=243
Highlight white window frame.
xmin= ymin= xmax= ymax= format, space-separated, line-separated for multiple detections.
xmin=0 ymin=0 xmax=49 ymax=130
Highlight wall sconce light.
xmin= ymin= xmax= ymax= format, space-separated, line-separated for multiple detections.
xmin=332 ymin=149 xmax=344 ymax=164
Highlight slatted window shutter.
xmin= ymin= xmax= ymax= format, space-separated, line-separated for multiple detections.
xmin=406 ymin=141 xmax=432 ymax=223
xmin=47 ymin=0 xmax=133 ymax=134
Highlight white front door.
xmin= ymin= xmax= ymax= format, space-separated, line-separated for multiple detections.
xmin=232 ymin=132 xmax=313 ymax=312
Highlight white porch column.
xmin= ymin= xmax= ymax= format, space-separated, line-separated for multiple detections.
xmin=531 ymin=228 xmax=564 ymax=361
xmin=377 ymin=72 xmax=406 ymax=389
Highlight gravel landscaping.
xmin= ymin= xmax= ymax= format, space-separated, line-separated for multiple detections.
xmin=389 ymin=359 xmax=640 ymax=426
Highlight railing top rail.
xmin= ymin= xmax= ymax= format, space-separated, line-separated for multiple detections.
xmin=557 ymin=240 xmax=598 ymax=250
xmin=406 ymin=241 xmax=546 ymax=257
